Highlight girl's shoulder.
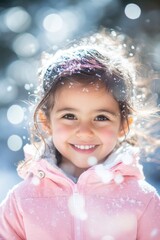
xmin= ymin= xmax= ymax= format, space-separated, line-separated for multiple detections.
xmin=7 ymin=174 xmax=44 ymax=200
xmin=137 ymin=179 xmax=160 ymax=199
xmin=123 ymin=177 xmax=160 ymax=206
xmin=11 ymin=158 xmax=59 ymax=201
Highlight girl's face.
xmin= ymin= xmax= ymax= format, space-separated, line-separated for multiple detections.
xmin=48 ymin=82 xmax=122 ymax=177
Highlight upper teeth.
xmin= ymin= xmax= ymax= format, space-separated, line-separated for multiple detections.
xmin=74 ymin=145 xmax=95 ymax=150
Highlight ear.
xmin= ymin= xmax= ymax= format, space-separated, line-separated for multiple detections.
xmin=118 ymin=116 xmax=133 ymax=137
xmin=38 ymin=110 xmax=52 ymax=135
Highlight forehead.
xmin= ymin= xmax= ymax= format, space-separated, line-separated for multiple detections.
xmin=58 ymin=79 xmax=104 ymax=89
xmin=53 ymin=81 xmax=120 ymax=112
xmin=55 ymin=80 xmax=106 ymax=97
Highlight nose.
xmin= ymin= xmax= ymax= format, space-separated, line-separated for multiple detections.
xmin=76 ymin=122 xmax=94 ymax=139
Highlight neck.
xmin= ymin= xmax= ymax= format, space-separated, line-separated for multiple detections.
xmin=59 ymin=161 xmax=88 ymax=179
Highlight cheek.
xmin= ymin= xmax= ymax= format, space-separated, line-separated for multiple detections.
xmin=52 ymin=123 xmax=72 ymax=138
xmin=99 ymin=128 xmax=119 ymax=141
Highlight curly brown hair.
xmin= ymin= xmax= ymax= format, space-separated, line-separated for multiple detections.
xmin=23 ymin=30 xmax=160 ymax=167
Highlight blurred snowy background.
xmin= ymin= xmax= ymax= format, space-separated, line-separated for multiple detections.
xmin=0 ymin=0 xmax=160 ymax=202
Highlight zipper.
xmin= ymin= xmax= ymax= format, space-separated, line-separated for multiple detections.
xmin=73 ymin=185 xmax=81 ymax=240
xmin=68 ymin=184 xmax=86 ymax=240
xmin=53 ymin=170 xmax=89 ymax=239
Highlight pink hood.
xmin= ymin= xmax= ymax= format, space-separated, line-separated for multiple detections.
xmin=19 ymin=143 xmax=144 ymax=182
xmin=0 ymin=144 xmax=160 ymax=240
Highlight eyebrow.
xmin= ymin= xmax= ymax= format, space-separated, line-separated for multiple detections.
xmin=56 ymin=107 xmax=77 ymax=113
xmin=96 ymin=109 xmax=119 ymax=116
xmin=56 ymin=107 xmax=119 ymax=116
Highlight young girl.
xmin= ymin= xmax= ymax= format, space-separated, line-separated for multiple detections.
xmin=0 ymin=31 xmax=160 ymax=240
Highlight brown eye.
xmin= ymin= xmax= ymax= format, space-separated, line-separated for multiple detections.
xmin=95 ymin=115 xmax=109 ymax=121
xmin=63 ymin=114 xmax=77 ymax=120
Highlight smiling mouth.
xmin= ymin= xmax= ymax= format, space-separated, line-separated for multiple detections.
xmin=70 ymin=144 xmax=97 ymax=152
xmin=74 ymin=144 xmax=96 ymax=150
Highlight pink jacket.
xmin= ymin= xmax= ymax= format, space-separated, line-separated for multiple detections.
xmin=0 ymin=145 xmax=160 ymax=240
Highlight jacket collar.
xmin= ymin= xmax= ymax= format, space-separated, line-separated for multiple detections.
xmin=18 ymin=143 xmax=144 ymax=183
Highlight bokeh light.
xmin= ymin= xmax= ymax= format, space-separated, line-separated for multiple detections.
xmin=0 ymin=80 xmax=18 ymax=104
xmin=7 ymin=104 xmax=24 ymax=124
xmin=6 ymin=60 xmax=37 ymax=85
xmin=4 ymin=7 xmax=31 ymax=33
xmin=43 ymin=13 xmax=63 ymax=33
xmin=12 ymin=33 xmax=39 ymax=57
xmin=124 ymin=3 xmax=141 ymax=20
xmin=87 ymin=156 xmax=98 ymax=166
xmin=7 ymin=135 xmax=23 ymax=151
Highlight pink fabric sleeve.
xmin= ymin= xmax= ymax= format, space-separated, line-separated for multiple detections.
xmin=137 ymin=192 xmax=160 ymax=240
xmin=0 ymin=191 xmax=25 ymax=240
